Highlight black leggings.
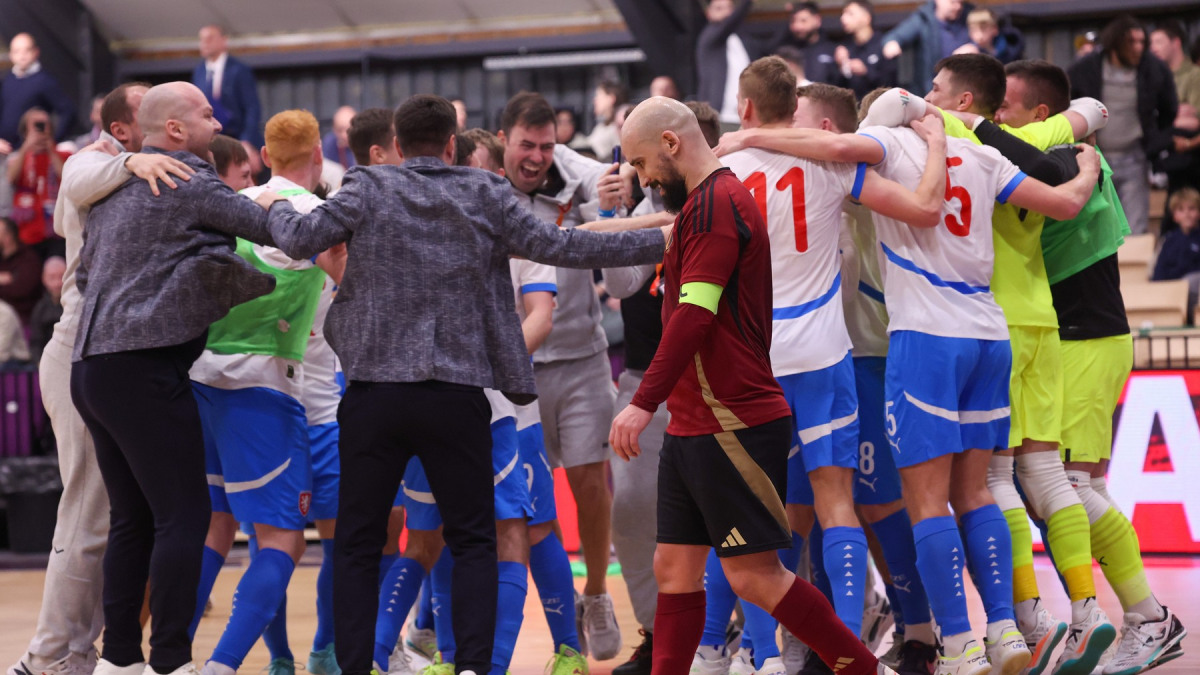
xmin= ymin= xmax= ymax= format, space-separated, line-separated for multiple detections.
xmin=70 ymin=335 xmax=209 ymax=671
xmin=335 ymin=380 xmax=497 ymax=675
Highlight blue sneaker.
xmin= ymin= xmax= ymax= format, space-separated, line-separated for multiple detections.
xmin=309 ymin=645 xmax=341 ymax=675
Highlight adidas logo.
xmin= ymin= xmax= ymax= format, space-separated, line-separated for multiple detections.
xmin=832 ymin=656 xmax=856 ymax=672
xmin=721 ymin=527 xmax=748 ymax=548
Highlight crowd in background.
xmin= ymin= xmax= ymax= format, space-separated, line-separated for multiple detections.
xmin=1 ymin=4 xmax=1200 ymax=368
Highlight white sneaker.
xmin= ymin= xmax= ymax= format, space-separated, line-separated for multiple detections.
xmin=781 ymin=628 xmax=811 ymax=673
xmin=728 ymin=651 xmax=754 ymax=675
xmin=405 ymin=626 xmax=439 ymax=664
xmin=935 ymin=641 xmax=990 ymax=675
xmin=1089 ymin=637 xmax=1118 ymax=675
xmin=389 ymin=644 xmax=415 ymax=675
xmin=581 ymin=593 xmax=622 ymax=661
xmin=756 ymin=656 xmax=785 ymax=675
xmin=10 ymin=656 xmax=76 ymax=675
xmin=1018 ymin=599 xmax=1067 ymax=675
xmin=982 ymin=620 xmax=1030 ymax=675
xmin=87 ymin=661 xmax=144 ymax=675
xmin=690 ymin=646 xmax=732 ymax=675
xmin=1102 ymin=607 xmax=1186 ymax=675
xmin=148 ymin=665 xmax=201 ymax=675
xmin=1053 ymin=599 xmax=1116 ymax=675
xmin=878 ymin=632 xmax=903 ymax=668
xmin=863 ymin=588 xmax=896 ymax=654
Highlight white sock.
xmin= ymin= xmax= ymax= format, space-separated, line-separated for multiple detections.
xmin=1129 ymin=595 xmax=1166 ymax=622
xmin=1015 ymin=597 xmax=1040 ymax=632
xmin=1070 ymin=597 xmax=1096 ymax=625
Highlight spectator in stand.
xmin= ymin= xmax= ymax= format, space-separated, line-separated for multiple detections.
xmin=835 ymin=0 xmax=898 ymax=99
xmin=0 ymin=33 xmax=77 ymax=149
xmin=882 ymin=0 xmax=976 ymax=95
xmin=321 ymin=105 xmax=357 ymax=170
xmin=193 ymin=24 xmax=263 ymax=172
xmin=1075 ymin=31 xmax=1098 ymax=60
xmin=774 ymin=2 xmax=840 ymax=85
xmin=1150 ymin=20 xmax=1200 ymax=233
xmin=0 ymin=215 xmax=43 ymax=326
xmin=27 ymin=255 xmax=64 ymax=363
xmin=1152 ymin=188 xmax=1200 ymax=319
xmin=210 ymin=134 xmax=254 ymax=191
xmin=696 ymin=0 xmax=759 ymax=126
xmin=7 ymin=108 xmax=69 ymax=257
xmin=649 ymin=75 xmax=681 ymax=100
xmin=967 ymin=8 xmax=1024 ymax=64
xmin=1070 ymin=14 xmax=1178 ymax=235
xmin=0 ymin=297 xmax=29 ymax=363
xmin=555 ymin=107 xmax=592 ymax=153
xmin=589 ymin=80 xmax=629 ymax=160
xmin=74 ymin=94 xmax=107 ymax=149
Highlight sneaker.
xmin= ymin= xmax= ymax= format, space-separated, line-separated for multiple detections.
xmin=575 ymin=592 xmax=589 ymax=658
xmin=728 ymin=651 xmax=754 ymax=675
xmin=879 ymin=633 xmax=904 ymax=669
xmin=308 ymin=645 xmax=341 ymax=675
xmin=612 ymin=630 xmax=651 ymax=675
xmin=87 ymin=661 xmax=145 ymax=675
xmin=690 ymin=646 xmax=731 ymax=675
xmin=417 ymin=656 xmax=454 ymax=675
xmin=388 ymin=645 xmax=414 ymax=675
xmin=896 ymin=641 xmax=938 ymax=675
xmin=797 ymin=651 xmax=833 ymax=675
xmin=935 ymin=641 xmax=990 ymax=675
xmin=757 ymin=657 xmax=786 ymax=675
xmin=1020 ymin=599 xmax=1068 ymax=675
xmin=1102 ymin=607 xmax=1186 ymax=675
xmin=1054 ymin=599 xmax=1117 ymax=675
xmin=266 ymin=660 xmax=295 ymax=675
xmin=983 ymin=622 xmax=1030 ymax=675
xmin=1089 ymin=636 xmax=1119 ymax=675
xmin=726 ymin=622 xmax=744 ymax=657
xmin=581 ymin=593 xmax=622 ymax=660
xmin=153 ymin=665 xmax=202 ymax=675
xmin=547 ymin=645 xmax=589 ymax=675
xmin=863 ymin=589 xmax=896 ymax=654
xmin=9 ymin=656 xmax=75 ymax=675
xmin=781 ymin=628 xmax=811 ymax=673
xmin=405 ymin=626 xmax=439 ymax=663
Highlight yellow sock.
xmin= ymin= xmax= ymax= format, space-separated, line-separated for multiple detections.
xmin=1091 ymin=507 xmax=1152 ymax=610
xmin=1004 ymin=508 xmax=1039 ymax=602
xmin=1046 ymin=505 xmax=1096 ymax=601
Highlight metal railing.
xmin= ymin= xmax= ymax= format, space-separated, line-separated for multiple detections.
xmin=1133 ymin=329 xmax=1200 ymax=370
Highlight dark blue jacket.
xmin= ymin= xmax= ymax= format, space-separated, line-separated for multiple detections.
xmin=1152 ymin=228 xmax=1200 ymax=282
xmin=882 ymin=0 xmax=975 ymax=95
xmin=192 ymin=55 xmax=263 ymax=147
xmin=0 ymin=69 xmax=78 ymax=145
xmin=321 ymin=131 xmax=356 ymax=169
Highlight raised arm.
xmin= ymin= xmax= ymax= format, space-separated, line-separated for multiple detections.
xmin=974 ymin=120 xmax=1079 ymax=186
xmin=502 ymin=189 xmax=665 ymax=270
xmin=716 ymin=127 xmax=886 ymax=165
xmin=602 ymin=264 xmax=657 ymax=299
xmin=577 ymin=210 xmax=673 ymax=232
xmin=261 ymin=181 xmax=361 ymax=259
xmin=857 ymin=114 xmax=946 ymax=228
xmin=194 ymin=174 xmax=279 ymax=246
xmin=1005 ymin=144 xmax=1100 ymax=222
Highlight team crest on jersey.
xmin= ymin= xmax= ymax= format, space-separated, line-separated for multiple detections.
xmin=298 ymin=491 xmax=312 ymax=516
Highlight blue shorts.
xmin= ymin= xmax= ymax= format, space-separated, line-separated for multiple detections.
xmin=403 ymin=416 xmax=532 ymax=530
xmin=779 ymin=353 xmax=860 ymax=505
xmin=308 ymin=422 xmax=340 ymax=521
xmin=519 ymin=422 xmax=557 ymax=526
xmin=884 ymin=331 xmax=1012 ymax=468
xmin=851 ymin=357 xmax=903 ymax=505
xmin=194 ymin=383 xmax=313 ymax=530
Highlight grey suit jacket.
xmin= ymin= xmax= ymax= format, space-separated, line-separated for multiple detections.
xmin=266 ymin=156 xmax=665 ymax=403
xmin=74 ymin=147 xmax=277 ymax=360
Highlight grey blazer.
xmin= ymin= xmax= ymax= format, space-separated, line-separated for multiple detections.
xmin=266 ymin=156 xmax=665 ymax=403
xmin=73 ymin=147 xmax=277 ymax=360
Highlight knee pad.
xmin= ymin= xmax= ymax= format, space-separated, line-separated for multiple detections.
xmin=986 ymin=455 xmax=1023 ymax=512
xmin=1015 ymin=452 xmax=1081 ymax=520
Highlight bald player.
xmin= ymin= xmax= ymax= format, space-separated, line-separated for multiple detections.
xmin=609 ymin=97 xmax=894 ymax=675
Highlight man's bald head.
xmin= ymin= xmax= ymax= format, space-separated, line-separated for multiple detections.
xmin=622 ymin=97 xmax=722 ymax=214
xmin=621 ymin=96 xmax=707 ymax=151
xmin=140 ymin=82 xmax=222 ymax=158
xmin=140 ymin=83 xmax=206 ymax=134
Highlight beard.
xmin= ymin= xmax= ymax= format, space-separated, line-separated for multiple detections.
xmin=653 ymin=160 xmax=690 ymax=214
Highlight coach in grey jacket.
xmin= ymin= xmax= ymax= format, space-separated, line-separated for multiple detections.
xmin=70 ymin=82 xmax=281 ymax=675
xmin=260 ymin=95 xmax=665 ymax=675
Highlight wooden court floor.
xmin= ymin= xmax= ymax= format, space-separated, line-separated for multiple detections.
xmin=2 ymin=554 xmax=1196 ymax=675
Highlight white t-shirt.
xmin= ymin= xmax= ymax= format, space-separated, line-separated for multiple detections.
xmin=721 ymin=35 xmax=752 ymax=124
xmin=858 ymin=126 xmax=1025 ymax=341
xmin=189 ymin=176 xmax=322 ymax=399
xmin=510 ymin=258 xmax=557 ymax=431
xmin=302 ymin=278 xmax=342 ymax=426
xmin=723 ymin=147 xmax=856 ymax=376
xmin=839 ymin=203 xmax=889 ymax=358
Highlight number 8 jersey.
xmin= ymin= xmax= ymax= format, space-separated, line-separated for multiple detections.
xmin=857 ymin=126 xmax=1026 ymax=342
xmin=722 ymin=147 xmax=858 ymax=377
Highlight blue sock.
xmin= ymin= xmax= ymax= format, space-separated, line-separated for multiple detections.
xmin=809 ymin=523 xmax=832 ymax=601
xmin=490 ymin=561 xmax=528 ymax=675
xmin=911 ymin=516 xmax=971 ymax=636
xmin=961 ymin=504 xmax=1016 ymax=623
xmin=374 ymin=557 xmax=427 ymax=666
xmin=313 ymin=539 xmax=336 ymax=652
xmin=189 ymin=545 xmax=226 ymax=639
xmin=701 ymin=549 xmax=737 ymax=648
xmin=380 ymin=552 xmax=399 ymax=588
xmin=743 ymin=602 xmax=779 ymax=667
xmin=211 ymin=548 xmax=297 ymax=670
xmin=823 ymin=526 xmax=868 ymax=638
xmin=431 ymin=547 xmax=456 ymax=663
xmin=781 ymin=532 xmax=804 ymax=574
xmin=528 ymin=536 xmax=581 ymax=651
xmin=871 ymin=509 xmax=931 ymax=627
xmin=247 ymin=538 xmax=293 ymax=662
xmin=415 ymin=575 xmax=436 ymax=631
xmin=884 ymin=583 xmax=905 ymax=633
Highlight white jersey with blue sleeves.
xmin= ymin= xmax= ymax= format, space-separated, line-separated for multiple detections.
xmin=510 ymin=257 xmax=556 ymax=431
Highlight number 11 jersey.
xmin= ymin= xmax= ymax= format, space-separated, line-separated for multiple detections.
xmin=857 ymin=125 xmax=1025 ymax=342
xmin=723 ymin=147 xmax=857 ymax=377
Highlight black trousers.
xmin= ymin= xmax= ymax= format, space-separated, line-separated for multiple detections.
xmin=335 ymin=380 xmax=497 ymax=675
xmin=70 ymin=335 xmax=210 ymax=671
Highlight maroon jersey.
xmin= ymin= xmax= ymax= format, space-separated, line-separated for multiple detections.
xmin=633 ymin=168 xmax=791 ymax=436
